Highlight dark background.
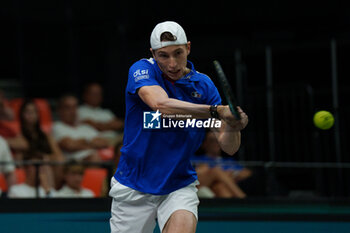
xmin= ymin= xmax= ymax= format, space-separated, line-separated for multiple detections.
xmin=1 ymin=0 xmax=350 ymax=197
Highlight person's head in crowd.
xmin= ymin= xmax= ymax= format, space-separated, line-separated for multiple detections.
xmin=57 ymin=94 xmax=79 ymax=126
xmin=83 ymin=83 xmax=103 ymax=108
xmin=20 ymin=100 xmax=51 ymax=156
xmin=63 ymin=162 xmax=85 ymax=191
xmin=201 ymin=131 xmax=221 ymax=158
xmin=20 ymin=100 xmax=40 ymax=130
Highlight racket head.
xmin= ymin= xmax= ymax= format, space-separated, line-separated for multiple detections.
xmin=213 ymin=60 xmax=241 ymax=120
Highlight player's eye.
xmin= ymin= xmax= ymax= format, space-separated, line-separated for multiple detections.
xmin=158 ymin=53 xmax=168 ymax=58
xmin=175 ymin=50 xmax=183 ymax=56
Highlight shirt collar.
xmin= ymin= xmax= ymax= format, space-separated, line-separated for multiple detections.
xmin=175 ymin=61 xmax=201 ymax=84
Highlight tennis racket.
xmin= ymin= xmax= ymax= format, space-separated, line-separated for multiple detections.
xmin=213 ymin=60 xmax=241 ymax=120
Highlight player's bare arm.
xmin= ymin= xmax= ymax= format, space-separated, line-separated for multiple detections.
xmin=138 ymin=85 xmax=212 ymax=118
xmin=138 ymin=85 xmax=248 ymax=155
xmin=138 ymin=85 xmax=247 ymax=122
xmin=211 ymin=107 xmax=248 ymax=155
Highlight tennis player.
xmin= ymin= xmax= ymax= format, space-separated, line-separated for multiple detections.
xmin=109 ymin=21 xmax=248 ymax=233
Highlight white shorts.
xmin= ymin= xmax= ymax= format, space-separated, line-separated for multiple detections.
xmin=109 ymin=177 xmax=199 ymax=233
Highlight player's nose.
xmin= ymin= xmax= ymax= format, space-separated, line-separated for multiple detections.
xmin=168 ymin=56 xmax=177 ymax=69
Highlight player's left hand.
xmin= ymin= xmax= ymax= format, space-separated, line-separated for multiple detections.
xmin=219 ymin=106 xmax=248 ymax=131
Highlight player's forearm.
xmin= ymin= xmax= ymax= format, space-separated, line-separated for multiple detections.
xmin=217 ymin=125 xmax=241 ymax=155
xmin=138 ymin=85 xmax=212 ymax=118
xmin=154 ymin=98 xmax=212 ymax=118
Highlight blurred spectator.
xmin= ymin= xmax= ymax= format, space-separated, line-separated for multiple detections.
xmin=196 ymin=163 xmax=246 ymax=198
xmin=0 ymin=90 xmax=17 ymax=139
xmin=0 ymin=90 xmax=14 ymax=121
xmin=56 ymin=163 xmax=94 ymax=198
xmin=78 ymin=83 xmax=124 ymax=144
xmin=53 ymin=94 xmax=108 ymax=161
xmin=200 ymin=131 xmax=252 ymax=183
xmin=16 ymin=100 xmax=64 ymax=161
xmin=0 ymin=136 xmax=16 ymax=196
xmin=192 ymin=131 xmax=249 ymax=198
xmin=12 ymin=100 xmax=64 ymax=187
xmin=8 ymin=153 xmax=56 ymax=198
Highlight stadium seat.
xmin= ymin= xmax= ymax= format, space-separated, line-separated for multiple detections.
xmin=0 ymin=120 xmax=20 ymax=136
xmin=0 ymin=99 xmax=19 ymax=136
xmin=0 ymin=174 xmax=7 ymax=191
xmin=81 ymin=168 xmax=107 ymax=197
xmin=15 ymin=168 xmax=26 ymax=184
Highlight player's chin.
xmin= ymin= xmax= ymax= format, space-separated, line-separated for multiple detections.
xmin=167 ymin=70 xmax=182 ymax=79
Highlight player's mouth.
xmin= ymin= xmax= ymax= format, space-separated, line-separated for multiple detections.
xmin=168 ymin=69 xmax=181 ymax=77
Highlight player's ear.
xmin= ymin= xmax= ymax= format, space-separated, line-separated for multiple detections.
xmin=150 ymin=48 xmax=156 ymax=59
xmin=186 ymin=41 xmax=191 ymax=56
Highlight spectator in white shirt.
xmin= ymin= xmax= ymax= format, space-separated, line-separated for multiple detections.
xmin=56 ymin=163 xmax=94 ymax=198
xmin=78 ymin=83 xmax=123 ymax=144
xmin=0 ymin=136 xmax=16 ymax=196
xmin=53 ymin=95 xmax=109 ymax=161
xmin=8 ymin=153 xmax=56 ymax=198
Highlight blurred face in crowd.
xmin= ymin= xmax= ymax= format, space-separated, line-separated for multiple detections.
xmin=151 ymin=43 xmax=191 ymax=81
xmin=65 ymin=167 xmax=84 ymax=191
xmin=202 ymin=132 xmax=221 ymax=157
xmin=58 ymin=96 xmax=78 ymax=125
xmin=22 ymin=103 xmax=39 ymax=127
xmin=84 ymin=83 xmax=103 ymax=107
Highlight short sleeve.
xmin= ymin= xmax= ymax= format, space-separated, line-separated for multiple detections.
xmin=79 ymin=125 xmax=99 ymax=140
xmin=126 ymin=59 xmax=160 ymax=95
xmin=103 ymin=109 xmax=116 ymax=121
xmin=52 ymin=122 xmax=66 ymax=141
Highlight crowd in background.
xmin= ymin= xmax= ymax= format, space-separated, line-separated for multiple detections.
xmin=0 ymin=83 xmax=256 ymax=199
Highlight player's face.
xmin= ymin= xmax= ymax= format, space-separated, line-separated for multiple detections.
xmin=151 ymin=42 xmax=191 ymax=80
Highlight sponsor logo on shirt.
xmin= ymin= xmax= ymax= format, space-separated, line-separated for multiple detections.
xmin=191 ymin=91 xmax=201 ymax=98
xmin=134 ymin=69 xmax=150 ymax=82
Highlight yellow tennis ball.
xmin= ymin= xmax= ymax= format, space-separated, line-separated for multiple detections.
xmin=313 ymin=111 xmax=334 ymax=130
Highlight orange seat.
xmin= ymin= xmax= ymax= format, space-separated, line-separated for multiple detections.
xmin=0 ymin=168 xmax=26 ymax=192
xmin=9 ymin=98 xmax=53 ymax=133
xmin=0 ymin=120 xmax=20 ymax=136
xmin=0 ymin=99 xmax=19 ymax=136
xmin=0 ymin=174 xmax=7 ymax=192
xmin=15 ymin=168 xmax=26 ymax=184
xmin=81 ymin=168 xmax=107 ymax=197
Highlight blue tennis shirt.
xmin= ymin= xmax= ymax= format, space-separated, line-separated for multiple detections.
xmin=114 ymin=58 xmax=221 ymax=195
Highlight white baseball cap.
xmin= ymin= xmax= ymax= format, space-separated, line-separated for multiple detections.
xmin=150 ymin=21 xmax=188 ymax=50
